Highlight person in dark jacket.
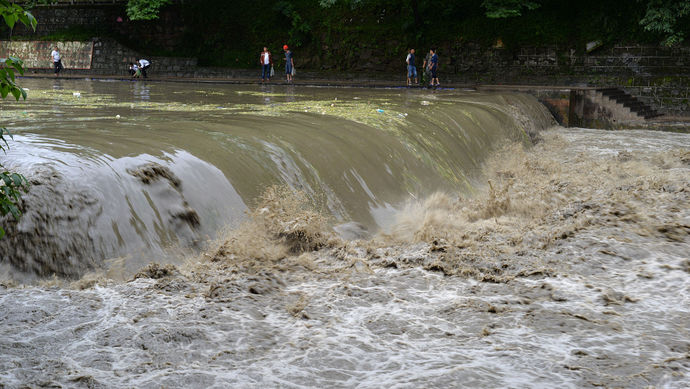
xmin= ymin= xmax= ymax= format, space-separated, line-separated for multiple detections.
xmin=406 ymin=48 xmax=418 ymax=85
xmin=427 ymin=48 xmax=439 ymax=87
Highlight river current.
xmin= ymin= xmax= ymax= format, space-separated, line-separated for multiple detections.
xmin=0 ymin=79 xmax=688 ymax=387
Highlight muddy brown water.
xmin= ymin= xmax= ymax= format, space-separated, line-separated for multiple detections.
xmin=0 ymin=79 xmax=688 ymax=388
xmin=0 ymin=79 xmax=550 ymax=278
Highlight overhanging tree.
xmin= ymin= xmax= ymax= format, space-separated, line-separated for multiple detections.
xmin=126 ymin=0 xmax=171 ymax=21
xmin=639 ymin=0 xmax=690 ymax=46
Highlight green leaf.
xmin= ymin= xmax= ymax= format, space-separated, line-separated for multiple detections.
xmin=5 ymin=67 xmax=15 ymax=82
xmin=8 ymin=203 xmax=19 ymax=219
xmin=10 ymin=86 xmax=20 ymax=101
xmin=2 ymin=13 xmax=17 ymax=29
xmin=8 ymin=56 xmax=24 ymax=75
xmin=0 ymin=127 xmax=11 ymax=151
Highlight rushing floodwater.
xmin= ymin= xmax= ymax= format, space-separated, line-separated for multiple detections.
xmin=0 ymin=79 xmax=688 ymax=388
xmin=0 ymin=79 xmax=550 ymax=278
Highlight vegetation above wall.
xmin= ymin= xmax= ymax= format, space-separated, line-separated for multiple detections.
xmin=7 ymin=0 xmax=690 ymax=69
xmin=169 ymin=0 xmax=690 ymax=67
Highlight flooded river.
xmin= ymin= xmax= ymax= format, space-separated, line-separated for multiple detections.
xmin=0 ymin=79 xmax=688 ymax=387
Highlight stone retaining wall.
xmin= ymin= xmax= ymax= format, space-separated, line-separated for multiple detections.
xmin=442 ymin=44 xmax=690 ymax=116
xmin=18 ymin=38 xmax=197 ymax=76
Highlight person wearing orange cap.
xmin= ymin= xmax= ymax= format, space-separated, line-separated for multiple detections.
xmin=283 ymin=44 xmax=294 ymax=83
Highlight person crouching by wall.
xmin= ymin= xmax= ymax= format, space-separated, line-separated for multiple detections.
xmin=50 ymin=46 xmax=63 ymax=77
xmin=260 ymin=47 xmax=273 ymax=82
xmin=138 ymin=59 xmax=150 ymax=78
xmin=130 ymin=63 xmax=141 ymax=78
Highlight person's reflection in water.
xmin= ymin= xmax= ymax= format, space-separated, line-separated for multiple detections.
xmin=133 ymin=82 xmax=150 ymax=101
xmin=285 ymin=84 xmax=296 ymax=103
xmin=260 ymin=83 xmax=274 ymax=105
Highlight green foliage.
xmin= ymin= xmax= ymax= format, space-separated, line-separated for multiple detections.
xmin=482 ymin=0 xmax=541 ymax=18
xmin=0 ymin=1 xmax=33 ymax=237
xmin=0 ymin=129 xmax=29 ymax=239
xmin=274 ymin=1 xmax=311 ymax=47
xmin=640 ymin=0 xmax=690 ymax=46
xmin=0 ymin=0 xmax=37 ymax=30
xmin=126 ymin=0 xmax=171 ymax=21
xmin=0 ymin=57 xmax=27 ymax=100
xmin=28 ymin=0 xmax=682 ymax=69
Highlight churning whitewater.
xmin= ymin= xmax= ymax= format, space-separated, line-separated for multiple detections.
xmin=0 ymin=80 xmax=688 ymax=388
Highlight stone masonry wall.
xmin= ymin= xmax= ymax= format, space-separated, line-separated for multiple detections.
xmin=437 ymin=44 xmax=690 ymax=116
xmin=19 ymin=38 xmax=196 ymax=76
xmin=9 ymin=5 xmax=118 ymax=37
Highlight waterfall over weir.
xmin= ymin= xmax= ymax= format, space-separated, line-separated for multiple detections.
xmin=0 ymin=79 xmax=554 ymax=278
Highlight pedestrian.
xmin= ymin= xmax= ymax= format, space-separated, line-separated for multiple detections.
xmin=259 ymin=47 xmax=273 ymax=82
xmin=283 ymin=44 xmax=294 ymax=83
xmin=428 ymin=48 xmax=439 ymax=87
xmin=50 ymin=46 xmax=62 ymax=77
xmin=128 ymin=62 xmax=136 ymax=76
xmin=421 ymin=49 xmax=432 ymax=85
xmin=406 ymin=48 xmax=418 ymax=86
xmin=138 ymin=59 xmax=150 ymax=78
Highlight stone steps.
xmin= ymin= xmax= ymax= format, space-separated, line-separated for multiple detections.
xmin=597 ymin=88 xmax=663 ymax=120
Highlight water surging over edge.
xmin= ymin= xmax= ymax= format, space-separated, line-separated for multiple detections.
xmin=0 ymin=88 xmax=556 ymax=280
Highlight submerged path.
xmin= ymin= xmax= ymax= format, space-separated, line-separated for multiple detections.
xmin=19 ymin=73 xmax=690 ymax=130
xmin=18 ymin=72 xmax=593 ymax=89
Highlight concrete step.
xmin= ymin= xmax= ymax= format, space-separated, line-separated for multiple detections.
xmin=595 ymin=87 xmax=662 ymax=120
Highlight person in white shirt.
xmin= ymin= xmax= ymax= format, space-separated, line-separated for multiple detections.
xmin=138 ymin=59 xmax=150 ymax=78
xmin=50 ymin=46 xmax=62 ymax=77
xmin=259 ymin=47 xmax=273 ymax=82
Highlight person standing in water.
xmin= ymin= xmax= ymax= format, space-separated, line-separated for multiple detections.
xmin=259 ymin=47 xmax=273 ymax=82
xmin=406 ymin=48 xmax=418 ymax=86
xmin=50 ymin=46 xmax=62 ymax=77
xmin=283 ymin=44 xmax=294 ymax=83
xmin=428 ymin=48 xmax=439 ymax=87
